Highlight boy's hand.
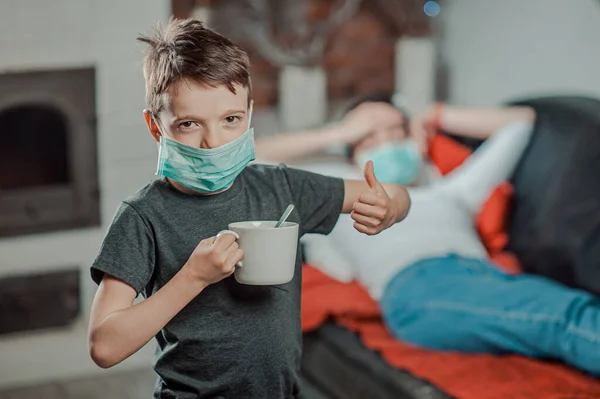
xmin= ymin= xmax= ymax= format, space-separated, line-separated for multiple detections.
xmin=351 ymin=161 xmax=402 ymax=235
xmin=183 ymin=233 xmax=243 ymax=287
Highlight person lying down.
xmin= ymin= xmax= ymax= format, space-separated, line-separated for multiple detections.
xmin=255 ymin=95 xmax=600 ymax=376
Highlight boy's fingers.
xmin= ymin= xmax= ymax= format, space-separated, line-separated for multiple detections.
xmin=224 ymin=245 xmax=242 ymax=271
xmin=363 ymin=161 xmax=377 ymax=189
xmin=358 ymin=192 xmax=387 ymax=207
xmin=363 ymin=161 xmax=384 ymax=193
xmin=230 ymin=249 xmax=244 ymax=269
xmin=353 ymin=222 xmax=376 ymax=236
xmin=352 ymin=202 xmax=386 ymax=220
xmin=200 ymin=237 xmax=216 ymax=246
xmin=213 ymin=232 xmax=237 ymax=252
xmin=351 ymin=212 xmax=381 ymax=228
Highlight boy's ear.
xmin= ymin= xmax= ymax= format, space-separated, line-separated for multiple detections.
xmin=143 ymin=109 xmax=161 ymax=143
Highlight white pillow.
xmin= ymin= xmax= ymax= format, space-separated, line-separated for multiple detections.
xmin=302 ymin=233 xmax=356 ymax=283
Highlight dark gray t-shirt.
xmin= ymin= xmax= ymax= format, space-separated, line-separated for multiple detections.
xmin=91 ymin=164 xmax=345 ymax=399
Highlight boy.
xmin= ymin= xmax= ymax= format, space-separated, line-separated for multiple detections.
xmin=87 ymin=18 xmax=410 ymax=398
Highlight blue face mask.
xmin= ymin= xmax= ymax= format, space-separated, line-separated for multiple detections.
xmin=355 ymin=140 xmax=422 ymax=186
xmin=155 ymin=116 xmax=255 ymax=194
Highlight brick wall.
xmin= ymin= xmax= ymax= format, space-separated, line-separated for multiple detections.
xmin=173 ymin=0 xmax=431 ymax=109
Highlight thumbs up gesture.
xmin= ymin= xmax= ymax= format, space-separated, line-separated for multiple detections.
xmin=351 ymin=161 xmax=401 ymax=235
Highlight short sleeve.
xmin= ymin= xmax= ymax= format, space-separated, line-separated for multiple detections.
xmin=90 ymin=202 xmax=155 ymax=295
xmin=283 ymin=166 xmax=345 ymax=236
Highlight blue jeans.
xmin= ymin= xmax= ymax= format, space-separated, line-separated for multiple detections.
xmin=380 ymin=255 xmax=600 ymax=376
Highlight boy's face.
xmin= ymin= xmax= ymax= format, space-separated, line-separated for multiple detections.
xmin=144 ymin=79 xmax=251 ymax=149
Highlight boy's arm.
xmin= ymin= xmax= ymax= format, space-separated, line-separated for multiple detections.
xmin=89 ymin=271 xmax=206 ymax=368
xmin=342 ymin=161 xmax=410 ymax=235
xmin=282 ymin=161 xmax=408 ymax=237
xmin=255 ymin=102 xmax=404 ymax=163
xmin=89 ymin=233 xmax=241 ymax=368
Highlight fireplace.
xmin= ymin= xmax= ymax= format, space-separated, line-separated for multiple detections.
xmin=0 ymin=68 xmax=100 ymax=238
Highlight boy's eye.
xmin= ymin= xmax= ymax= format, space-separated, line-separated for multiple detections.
xmin=179 ymin=121 xmax=197 ymax=129
xmin=224 ymin=116 xmax=240 ymax=124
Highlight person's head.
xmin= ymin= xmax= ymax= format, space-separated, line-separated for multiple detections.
xmin=346 ymin=93 xmax=423 ymax=186
xmin=138 ymin=18 xmax=253 ymax=150
xmin=346 ymin=93 xmax=409 ymax=161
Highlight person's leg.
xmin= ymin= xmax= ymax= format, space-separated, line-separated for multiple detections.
xmin=380 ymin=255 xmax=600 ymax=376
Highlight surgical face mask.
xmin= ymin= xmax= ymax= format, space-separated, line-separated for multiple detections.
xmin=155 ymin=113 xmax=255 ymax=194
xmin=355 ymin=139 xmax=422 ymax=186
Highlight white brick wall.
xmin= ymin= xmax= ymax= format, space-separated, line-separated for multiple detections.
xmin=0 ymin=0 xmax=169 ymax=388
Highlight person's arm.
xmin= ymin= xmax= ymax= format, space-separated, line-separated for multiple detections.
xmin=255 ymin=102 xmax=405 ymax=163
xmin=342 ymin=161 xmax=410 ymax=235
xmin=410 ymin=104 xmax=536 ymax=151
xmin=436 ymin=105 xmax=536 ymax=140
xmin=436 ymin=120 xmax=534 ymax=214
xmin=255 ymin=124 xmax=350 ymax=163
xmin=88 ymin=234 xmax=241 ymax=368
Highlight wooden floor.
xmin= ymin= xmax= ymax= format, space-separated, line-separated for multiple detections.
xmin=0 ymin=368 xmax=331 ymax=399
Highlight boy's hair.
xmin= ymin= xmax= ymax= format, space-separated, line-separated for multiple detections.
xmin=137 ymin=18 xmax=252 ymax=115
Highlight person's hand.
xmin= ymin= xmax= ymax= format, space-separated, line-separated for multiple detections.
xmin=351 ymin=161 xmax=401 ymax=235
xmin=183 ymin=232 xmax=243 ymax=287
xmin=409 ymin=104 xmax=442 ymax=154
xmin=340 ymin=102 xmax=405 ymax=144
xmin=409 ymin=114 xmax=430 ymax=154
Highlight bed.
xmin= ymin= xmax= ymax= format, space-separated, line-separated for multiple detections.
xmin=298 ymin=96 xmax=600 ymax=399
xmin=302 ymin=323 xmax=451 ymax=399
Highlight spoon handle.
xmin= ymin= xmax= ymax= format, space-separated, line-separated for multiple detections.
xmin=275 ymin=204 xmax=295 ymax=228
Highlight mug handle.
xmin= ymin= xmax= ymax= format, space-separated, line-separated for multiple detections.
xmin=216 ymin=230 xmax=243 ymax=267
xmin=216 ymin=230 xmax=239 ymax=240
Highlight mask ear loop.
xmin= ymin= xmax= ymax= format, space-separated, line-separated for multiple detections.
xmin=153 ymin=113 xmax=166 ymax=177
xmin=151 ymin=114 xmax=165 ymax=139
xmin=247 ymin=105 xmax=253 ymax=131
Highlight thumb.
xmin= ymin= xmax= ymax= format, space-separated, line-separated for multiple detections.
xmin=364 ymin=161 xmax=382 ymax=191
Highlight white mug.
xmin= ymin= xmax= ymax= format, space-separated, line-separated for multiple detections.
xmin=218 ymin=221 xmax=299 ymax=285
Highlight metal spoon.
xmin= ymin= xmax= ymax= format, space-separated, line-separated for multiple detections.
xmin=275 ymin=204 xmax=295 ymax=228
